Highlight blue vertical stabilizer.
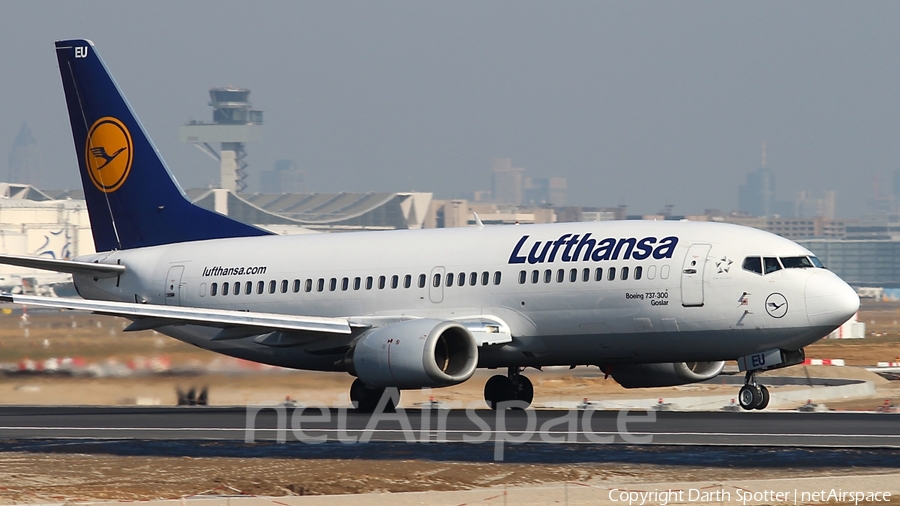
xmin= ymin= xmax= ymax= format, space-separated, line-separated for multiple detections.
xmin=54 ymin=39 xmax=271 ymax=252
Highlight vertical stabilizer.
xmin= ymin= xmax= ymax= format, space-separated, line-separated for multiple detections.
xmin=54 ymin=39 xmax=271 ymax=251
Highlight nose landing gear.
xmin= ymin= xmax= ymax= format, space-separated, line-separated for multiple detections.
xmin=484 ymin=367 xmax=534 ymax=409
xmin=738 ymin=371 xmax=770 ymax=410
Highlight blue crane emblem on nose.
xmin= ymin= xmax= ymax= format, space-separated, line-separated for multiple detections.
xmin=765 ymin=293 xmax=788 ymax=318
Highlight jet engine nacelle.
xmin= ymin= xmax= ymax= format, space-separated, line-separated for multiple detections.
xmin=347 ymin=319 xmax=478 ymax=389
xmin=605 ymin=361 xmax=726 ymax=388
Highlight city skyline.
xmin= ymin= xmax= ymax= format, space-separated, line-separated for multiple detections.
xmin=1 ymin=2 xmax=899 ymax=218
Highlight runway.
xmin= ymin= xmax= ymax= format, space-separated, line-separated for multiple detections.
xmin=0 ymin=406 xmax=899 ymax=448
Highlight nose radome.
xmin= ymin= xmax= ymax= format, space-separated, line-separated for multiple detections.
xmin=805 ymin=271 xmax=860 ymax=328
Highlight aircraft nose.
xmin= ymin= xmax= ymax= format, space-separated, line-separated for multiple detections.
xmin=805 ymin=271 xmax=859 ymax=328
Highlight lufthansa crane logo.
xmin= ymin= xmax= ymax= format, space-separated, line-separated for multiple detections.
xmin=85 ymin=117 xmax=133 ymax=193
xmin=765 ymin=293 xmax=788 ymax=318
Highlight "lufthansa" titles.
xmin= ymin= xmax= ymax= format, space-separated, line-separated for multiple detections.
xmin=508 ymin=234 xmax=678 ymax=265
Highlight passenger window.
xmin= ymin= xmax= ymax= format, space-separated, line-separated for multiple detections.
xmin=493 ymin=271 xmax=501 ymax=285
xmin=621 ymin=266 xmax=629 ymax=280
xmin=446 ymin=272 xmax=455 ymax=287
xmin=531 ymin=270 xmax=539 ymax=283
xmin=329 ymin=278 xmax=337 ymax=291
xmin=257 ymin=281 xmax=265 ymax=294
xmin=742 ymin=257 xmax=763 ymax=275
xmin=544 ymin=269 xmax=552 ymax=283
xmin=245 ymin=281 xmax=253 ymax=295
xmin=281 ymin=279 xmax=288 ymax=293
xmin=305 ymin=279 xmax=313 ymax=292
xmin=458 ymin=273 xmax=465 ymax=287
xmin=634 ymin=266 xmax=643 ymax=280
xmin=366 ymin=276 xmax=374 ymax=290
xmin=582 ymin=268 xmax=590 ymax=282
xmin=763 ymin=257 xmax=782 ymax=274
xmin=342 ymin=277 xmax=349 ymax=291
xmin=269 ymin=280 xmax=277 ymax=294
xmin=293 ymin=279 xmax=301 ymax=293
xmin=418 ymin=274 xmax=426 ymax=288
xmin=433 ymin=273 xmax=441 ymax=287
xmin=469 ymin=272 xmax=478 ymax=286
xmin=557 ymin=269 xmax=564 ymax=283
xmin=354 ymin=277 xmax=362 ymax=290
xmin=482 ymin=271 xmax=490 ymax=286
xmin=595 ymin=268 xmax=603 ymax=281
xmin=519 ymin=270 xmax=527 ymax=284
xmin=222 ymin=282 xmax=229 ymax=295
xmin=570 ymin=268 xmax=577 ymax=282
xmin=608 ymin=267 xmax=616 ymax=281
xmin=378 ymin=275 xmax=386 ymax=289
xmin=317 ymin=278 xmax=325 ymax=292
xmin=234 ymin=280 xmax=240 ymax=295
xmin=404 ymin=274 xmax=411 ymax=288
xmin=210 ymin=283 xmax=218 ymax=296
xmin=391 ymin=275 xmax=399 ymax=289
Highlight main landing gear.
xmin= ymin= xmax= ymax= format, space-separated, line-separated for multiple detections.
xmin=738 ymin=371 xmax=769 ymax=410
xmin=484 ymin=367 xmax=534 ymax=409
xmin=350 ymin=378 xmax=398 ymax=413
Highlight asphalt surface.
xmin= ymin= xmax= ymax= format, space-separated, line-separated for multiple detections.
xmin=0 ymin=406 xmax=898 ymax=448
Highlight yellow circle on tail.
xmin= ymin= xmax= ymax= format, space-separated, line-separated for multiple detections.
xmin=85 ymin=117 xmax=133 ymax=193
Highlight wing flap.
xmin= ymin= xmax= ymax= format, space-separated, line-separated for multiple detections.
xmin=0 ymin=293 xmax=352 ymax=335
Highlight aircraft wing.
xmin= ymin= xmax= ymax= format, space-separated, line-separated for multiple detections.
xmin=0 ymin=254 xmax=125 ymax=278
xmin=0 ymin=293 xmax=353 ymax=335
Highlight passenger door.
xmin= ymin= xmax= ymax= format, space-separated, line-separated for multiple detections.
xmin=165 ymin=265 xmax=185 ymax=306
xmin=681 ymin=244 xmax=711 ymax=307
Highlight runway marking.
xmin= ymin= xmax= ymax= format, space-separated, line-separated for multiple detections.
xmin=1 ymin=427 xmax=899 ymax=439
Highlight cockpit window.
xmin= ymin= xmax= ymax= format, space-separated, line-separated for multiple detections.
xmin=763 ymin=257 xmax=782 ymax=274
xmin=809 ymin=256 xmax=824 ymax=268
xmin=742 ymin=256 xmax=762 ymax=275
xmin=780 ymin=256 xmax=814 ymax=269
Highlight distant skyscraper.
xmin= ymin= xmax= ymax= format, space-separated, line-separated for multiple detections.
xmin=260 ymin=159 xmax=306 ymax=193
xmin=491 ymin=158 xmax=524 ymax=205
xmin=738 ymin=142 xmax=776 ymax=217
xmin=795 ymin=190 xmax=836 ymax=219
xmin=7 ymin=122 xmax=41 ymax=184
xmin=524 ymin=176 xmax=567 ymax=205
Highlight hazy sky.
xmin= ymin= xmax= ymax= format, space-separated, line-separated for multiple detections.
xmin=1 ymin=2 xmax=898 ymax=217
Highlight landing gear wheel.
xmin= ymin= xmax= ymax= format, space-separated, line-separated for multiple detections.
xmin=738 ymin=384 xmax=761 ymax=410
xmin=350 ymin=379 xmax=397 ymax=413
xmin=511 ymin=375 xmax=534 ymax=409
xmin=755 ymin=385 xmax=770 ymax=410
xmin=484 ymin=375 xmax=515 ymax=410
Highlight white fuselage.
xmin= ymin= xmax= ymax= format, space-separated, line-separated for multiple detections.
xmin=72 ymin=220 xmax=858 ymax=372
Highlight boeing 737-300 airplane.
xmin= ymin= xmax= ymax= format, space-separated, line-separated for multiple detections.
xmin=0 ymin=40 xmax=859 ymax=412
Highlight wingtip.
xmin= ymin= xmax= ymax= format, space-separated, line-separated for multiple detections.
xmin=473 ymin=212 xmax=484 ymax=229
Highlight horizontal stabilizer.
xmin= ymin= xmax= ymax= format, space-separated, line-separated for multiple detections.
xmin=0 ymin=293 xmax=353 ymax=335
xmin=0 ymin=254 xmax=125 ymax=278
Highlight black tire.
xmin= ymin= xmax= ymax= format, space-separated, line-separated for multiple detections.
xmin=755 ymin=385 xmax=770 ymax=410
xmin=350 ymin=378 xmax=393 ymax=413
xmin=738 ymin=385 xmax=760 ymax=410
xmin=484 ymin=375 xmax=515 ymax=410
xmin=513 ymin=375 xmax=534 ymax=408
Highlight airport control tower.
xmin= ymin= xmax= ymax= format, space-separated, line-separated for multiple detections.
xmin=179 ymin=88 xmax=263 ymax=192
